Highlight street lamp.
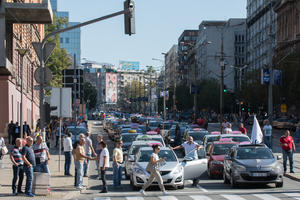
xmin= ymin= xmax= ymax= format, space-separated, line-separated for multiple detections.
xmin=230 ymin=65 xmax=248 ymax=89
xmin=16 ymin=48 xmax=30 ymax=141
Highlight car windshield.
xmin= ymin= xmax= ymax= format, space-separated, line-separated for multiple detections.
xmin=212 ymin=143 xmax=236 ymax=155
xmin=189 ymin=131 xmax=208 ymax=141
xmin=129 ymin=145 xmax=148 ymax=155
xmin=122 ymin=135 xmax=138 ymax=143
xmin=138 ymin=150 xmax=177 ymax=162
xmin=236 ymin=147 xmax=274 ymax=159
xmin=223 ymin=136 xmax=250 ymax=143
xmin=207 ymin=136 xmax=219 ymax=143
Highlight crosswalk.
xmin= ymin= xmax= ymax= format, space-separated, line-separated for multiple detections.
xmin=92 ymin=192 xmax=300 ymax=200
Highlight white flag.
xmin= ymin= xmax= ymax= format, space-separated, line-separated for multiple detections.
xmin=251 ymin=115 xmax=263 ymax=144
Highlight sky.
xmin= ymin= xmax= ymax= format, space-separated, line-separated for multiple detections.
xmin=58 ymin=0 xmax=247 ymax=70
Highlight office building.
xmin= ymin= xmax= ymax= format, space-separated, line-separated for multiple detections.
xmin=164 ymin=45 xmax=179 ymax=88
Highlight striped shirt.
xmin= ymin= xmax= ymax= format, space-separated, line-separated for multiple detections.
xmin=33 ymin=143 xmax=49 ymax=163
xmin=10 ymin=146 xmax=24 ymax=165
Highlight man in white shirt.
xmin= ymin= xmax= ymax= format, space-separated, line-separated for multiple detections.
xmin=224 ymin=123 xmax=233 ymax=134
xmin=99 ymin=141 xmax=109 ymax=193
xmin=263 ymin=120 xmax=272 ymax=149
xmin=63 ymin=132 xmax=73 ymax=176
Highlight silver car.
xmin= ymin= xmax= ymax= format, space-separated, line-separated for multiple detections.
xmin=223 ymin=144 xmax=283 ymax=188
xmin=124 ymin=140 xmax=162 ymax=179
xmin=130 ymin=146 xmax=207 ymax=190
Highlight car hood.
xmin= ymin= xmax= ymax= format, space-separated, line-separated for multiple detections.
xmin=235 ymin=158 xmax=276 ymax=168
xmin=136 ymin=161 xmax=179 ymax=171
xmin=211 ymin=155 xmax=226 ymax=161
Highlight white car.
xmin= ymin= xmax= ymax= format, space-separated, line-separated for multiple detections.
xmin=135 ymin=134 xmax=166 ymax=146
xmin=218 ymin=134 xmax=251 ymax=144
xmin=124 ymin=140 xmax=162 ymax=179
xmin=130 ymin=146 xmax=207 ymax=190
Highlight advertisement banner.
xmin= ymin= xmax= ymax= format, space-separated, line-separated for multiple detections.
xmin=105 ymin=73 xmax=118 ymax=104
xmin=119 ymin=60 xmax=140 ymax=71
xmin=261 ymin=69 xmax=270 ymax=85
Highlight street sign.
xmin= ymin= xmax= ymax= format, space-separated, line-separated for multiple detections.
xmin=32 ymin=42 xmax=56 ymax=63
xmin=34 ymin=67 xmax=52 ymax=84
xmin=281 ymin=104 xmax=287 ymax=113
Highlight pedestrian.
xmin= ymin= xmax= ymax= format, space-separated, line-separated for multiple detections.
xmin=95 ymin=135 xmax=103 ymax=179
xmin=74 ymin=137 xmax=93 ymax=190
xmin=84 ymin=132 xmax=97 ymax=177
xmin=263 ymin=120 xmax=273 ymax=149
xmin=239 ymin=123 xmax=247 ymax=135
xmin=8 ymin=120 xmax=15 ymax=145
xmin=174 ymin=124 xmax=181 ymax=146
xmin=32 ymin=127 xmax=40 ymax=142
xmin=10 ymin=138 xmax=24 ymax=196
xmin=172 ymin=136 xmax=201 ymax=186
xmin=33 ymin=136 xmax=51 ymax=173
xmin=139 ymin=144 xmax=167 ymax=196
xmin=155 ymin=124 xmax=161 ymax=135
xmin=203 ymin=117 xmax=208 ymax=130
xmin=280 ymin=130 xmax=296 ymax=174
xmin=72 ymin=133 xmax=85 ymax=187
xmin=99 ymin=141 xmax=109 ymax=193
xmin=13 ymin=122 xmax=20 ymax=145
xmin=224 ymin=123 xmax=233 ymax=134
xmin=63 ymin=132 xmax=73 ymax=176
xmin=0 ymin=136 xmax=6 ymax=160
xmin=21 ymin=136 xmax=35 ymax=197
xmin=113 ymin=140 xmax=123 ymax=188
xmin=23 ymin=122 xmax=31 ymax=138
xmin=55 ymin=124 xmax=62 ymax=148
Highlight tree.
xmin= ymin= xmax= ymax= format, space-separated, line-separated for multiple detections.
xmin=83 ymin=82 xmax=97 ymax=109
xmin=45 ymin=14 xmax=71 ymax=87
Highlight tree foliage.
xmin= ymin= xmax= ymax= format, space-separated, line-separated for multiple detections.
xmin=83 ymin=82 xmax=97 ymax=109
xmin=45 ymin=14 xmax=71 ymax=87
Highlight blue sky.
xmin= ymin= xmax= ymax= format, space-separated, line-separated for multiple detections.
xmin=58 ymin=0 xmax=247 ymax=70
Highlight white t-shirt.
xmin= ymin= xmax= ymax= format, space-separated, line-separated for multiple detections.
xmin=99 ymin=148 xmax=110 ymax=168
xmin=224 ymin=128 xmax=233 ymax=134
xmin=0 ymin=137 xmax=4 ymax=147
xmin=63 ymin=137 xmax=73 ymax=152
xmin=263 ymin=125 xmax=272 ymax=136
xmin=182 ymin=141 xmax=198 ymax=155
xmin=151 ymin=153 xmax=159 ymax=162
xmin=84 ymin=137 xmax=92 ymax=155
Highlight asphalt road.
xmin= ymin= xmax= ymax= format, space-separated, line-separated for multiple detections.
xmin=75 ymin=120 xmax=300 ymax=200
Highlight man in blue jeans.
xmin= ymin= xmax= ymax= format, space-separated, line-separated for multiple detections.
xmin=84 ymin=132 xmax=97 ymax=177
xmin=113 ymin=140 xmax=123 ymax=188
xmin=63 ymin=132 xmax=73 ymax=176
xmin=33 ymin=136 xmax=51 ymax=173
xmin=21 ymin=136 xmax=36 ymax=197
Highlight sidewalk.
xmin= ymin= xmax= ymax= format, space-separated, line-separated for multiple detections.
xmin=0 ymin=149 xmax=82 ymax=199
xmin=274 ymin=152 xmax=300 ymax=182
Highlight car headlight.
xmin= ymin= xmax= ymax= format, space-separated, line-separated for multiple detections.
xmin=172 ymin=165 xmax=183 ymax=175
xmin=233 ymin=164 xmax=246 ymax=172
xmin=211 ymin=160 xmax=223 ymax=165
xmin=134 ymin=167 xmax=147 ymax=175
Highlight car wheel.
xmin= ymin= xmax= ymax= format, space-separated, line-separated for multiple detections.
xmin=230 ymin=174 xmax=237 ymax=188
xmin=223 ymin=171 xmax=230 ymax=184
xmin=275 ymin=182 xmax=283 ymax=188
xmin=177 ymin=184 xmax=184 ymax=189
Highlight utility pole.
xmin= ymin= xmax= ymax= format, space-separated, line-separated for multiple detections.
xmin=220 ymin=32 xmax=225 ymax=133
xmin=73 ymin=54 xmax=77 ymax=121
xmin=193 ymin=53 xmax=197 ymax=123
xmin=268 ymin=2 xmax=274 ymax=124
xmin=163 ymin=66 xmax=166 ymax=121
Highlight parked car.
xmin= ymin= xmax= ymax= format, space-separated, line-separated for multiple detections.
xmin=202 ymin=134 xmax=221 ymax=152
xmin=223 ymin=144 xmax=283 ymax=188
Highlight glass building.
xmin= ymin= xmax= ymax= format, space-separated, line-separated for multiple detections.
xmin=50 ymin=0 xmax=81 ymax=65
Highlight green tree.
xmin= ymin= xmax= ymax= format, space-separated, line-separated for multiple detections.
xmin=45 ymin=14 xmax=71 ymax=87
xmin=83 ymin=82 xmax=97 ymax=109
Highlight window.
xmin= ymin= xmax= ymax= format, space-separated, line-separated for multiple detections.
xmin=60 ymin=38 xmax=63 ymax=43
xmin=66 ymin=38 xmax=70 ymax=43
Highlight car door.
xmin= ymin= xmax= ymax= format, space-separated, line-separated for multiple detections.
xmin=183 ymin=148 xmax=207 ymax=180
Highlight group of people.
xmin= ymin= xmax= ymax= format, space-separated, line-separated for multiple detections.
xmin=7 ymin=121 xmax=31 ymax=145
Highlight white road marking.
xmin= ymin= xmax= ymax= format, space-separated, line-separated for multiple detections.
xmin=253 ymin=194 xmax=281 ymax=200
xmin=222 ymin=194 xmax=246 ymax=200
xmin=159 ymin=196 xmax=178 ymax=200
xmin=190 ymin=195 xmax=212 ymax=200
xmin=197 ymin=185 xmax=208 ymax=192
xmin=126 ymin=197 xmax=144 ymax=200
xmin=93 ymin=198 xmax=111 ymax=200
xmin=283 ymin=193 xmax=300 ymax=200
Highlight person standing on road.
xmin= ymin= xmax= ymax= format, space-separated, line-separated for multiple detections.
xmin=280 ymin=130 xmax=296 ymax=174
xmin=23 ymin=122 xmax=31 ymax=138
xmin=13 ymin=122 xmax=20 ymax=145
xmin=172 ymin=136 xmax=201 ymax=186
xmin=63 ymin=132 xmax=73 ymax=176
xmin=224 ymin=123 xmax=233 ymax=134
xmin=72 ymin=133 xmax=85 ymax=186
xmin=10 ymin=138 xmax=24 ymax=195
xmin=239 ymin=123 xmax=247 ymax=135
xmin=74 ymin=137 xmax=93 ymax=190
xmin=113 ymin=140 xmax=123 ymax=188
xmin=263 ymin=120 xmax=273 ymax=149
xmin=21 ymin=136 xmax=36 ymax=197
xmin=33 ymin=136 xmax=51 ymax=173
xmin=8 ymin=121 xmax=15 ymax=145
xmin=95 ymin=135 xmax=103 ymax=179
xmin=99 ymin=141 xmax=109 ymax=193
xmin=139 ymin=144 xmax=167 ymax=196
xmin=83 ymin=132 xmax=97 ymax=177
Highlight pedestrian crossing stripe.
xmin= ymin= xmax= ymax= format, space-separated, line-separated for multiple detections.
xmin=222 ymin=194 xmax=247 ymax=200
xmin=126 ymin=197 xmax=144 ymax=200
xmin=158 ymin=196 xmax=178 ymax=200
xmin=283 ymin=193 xmax=300 ymax=200
xmin=189 ymin=195 xmax=212 ymax=200
xmin=253 ymin=194 xmax=281 ymax=200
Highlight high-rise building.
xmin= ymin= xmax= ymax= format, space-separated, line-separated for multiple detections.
xmin=246 ymin=0 xmax=277 ymax=72
xmin=195 ymin=19 xmax=247 ymax=91
xmin=164 ymin=45 xmax=178 ymax=88
xmin=50 ymin=0 xmax=81 ymax=64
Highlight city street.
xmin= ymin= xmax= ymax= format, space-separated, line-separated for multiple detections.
xmin=73 ymin=120 xmax=300 ymax=200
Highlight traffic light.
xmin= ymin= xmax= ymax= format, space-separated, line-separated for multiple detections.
xmin=223 ymin=85 xmax=227 ymax=93
xmin=166 ymin=107 xmax=168 ymax=110
xmin=124 ymin=0 xmax=135 ymax=35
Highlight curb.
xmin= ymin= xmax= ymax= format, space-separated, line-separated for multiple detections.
xmin=284 ymin=173 xmax=300 ymax=182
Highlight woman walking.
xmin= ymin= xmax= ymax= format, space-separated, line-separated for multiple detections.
xmin=139 ymin=144 xmax=167 ymax=196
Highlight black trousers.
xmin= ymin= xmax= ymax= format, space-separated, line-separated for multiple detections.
xmin=12 ymin=165 xmax=24 ymax=193
xmin=101 ymin=169 xmax=107 ymax=191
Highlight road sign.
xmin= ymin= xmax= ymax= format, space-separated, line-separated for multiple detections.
xmin=34 ymin=67 xmax=52 ymax=84
xmin=32 ymin=42 xmax=56 ymax=63
xmin=281 ymin=104 xmax=287 ymax=113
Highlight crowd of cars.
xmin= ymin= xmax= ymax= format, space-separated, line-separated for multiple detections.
xmin=102 ymin=113 xmax=284 ymax=190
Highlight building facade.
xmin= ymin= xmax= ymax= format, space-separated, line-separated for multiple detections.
xmin=50 ymin=0 xmax=81 ymax=64
xmin=177 ymin=30 xmax=198 ymax=86
xmin=164 ymin=45 xmax=178 ymax=88
xmin=0 ymin=0 xmax=52 ymax=135
xmin=195 ymin=19 xmax=247 ymax=91
xmin=246 ymin=0 xmax=277 ymax=72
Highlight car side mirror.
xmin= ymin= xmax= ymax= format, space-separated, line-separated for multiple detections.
xmin=277 ymin=155 xmax=282 ymax=160
xmin=224 ymin=155 xmax=231 ymax=160
xmin=128 ymin=155 xmax=135 ymax=162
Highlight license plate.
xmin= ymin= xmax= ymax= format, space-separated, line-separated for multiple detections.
xmin=251 ymin=173 xmax=267 ymax=177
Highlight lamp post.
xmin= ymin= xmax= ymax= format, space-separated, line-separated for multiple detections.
xmin=16 ymin=48 xmax=29 ymax=140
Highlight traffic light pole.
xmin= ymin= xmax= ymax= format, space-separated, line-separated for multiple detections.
xmin=34 ymin=5 xmax=134 ymax=140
